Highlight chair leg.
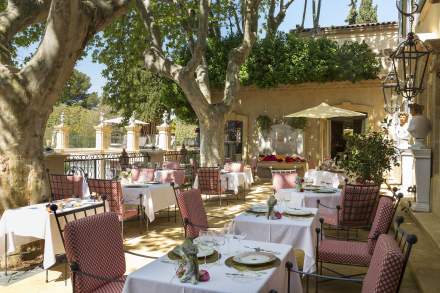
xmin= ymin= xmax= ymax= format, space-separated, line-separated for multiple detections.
xmin=4 ymin=235 xmax=7 ymax=277
xmin=174 ymin=205 xmax=177 ymax=223
xmin=46 ymin=269 xmax=48 ymax=283
xmin=64 ymin=261 xmax=67 ymax=286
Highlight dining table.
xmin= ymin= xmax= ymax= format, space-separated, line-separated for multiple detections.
xmin=232 ymin=205 xmax=319 ymax=273
xmin=0 ymin=199 xmax=105 ymax=270
xmin=193 ymin=167 xmax=254 ymax=195
xmin=304 ymin=169 xmax=346 ymax=189
xmin=122 ymin=183 xmax=176 ymax=222
xmin=123 ymin=238 xmax=302 ymax=293
xmin=275 ymin=188 xmax=341 ymax=213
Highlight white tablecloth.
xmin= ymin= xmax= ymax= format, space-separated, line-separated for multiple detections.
xmin=304 ymin=170 xmax=346 ymax=188
xmin=275 ymin=189 xmax=341 ymax=212
xmin=233 ymin=207 xmax=319 ymax=273
xmin=122 ymin=183 xmax=176 ymax=222
xmin=0 ymin=201 xmax=104 ymax=269
xmin=193 ymin=168 xmax=254 ymax=195
xmin=123 ymin=239 xmax=302 ymax=293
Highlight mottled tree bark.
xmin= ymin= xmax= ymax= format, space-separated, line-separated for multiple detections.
xmin=0 ymin=0 xmax=130 ymax=210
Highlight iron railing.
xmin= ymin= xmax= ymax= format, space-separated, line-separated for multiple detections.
xmin=64 ymin=152 xmax=151 ymax=179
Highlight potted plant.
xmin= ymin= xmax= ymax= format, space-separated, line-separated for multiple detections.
xmin=337 ymin=131 xmax=399 ymax=184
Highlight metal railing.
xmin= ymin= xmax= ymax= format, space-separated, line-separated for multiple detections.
xmin=64 ymin=152 xmax=151 ymax=179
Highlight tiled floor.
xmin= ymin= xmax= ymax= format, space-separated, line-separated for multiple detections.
xmin=0 ymin=181 xmax=420 ymax=292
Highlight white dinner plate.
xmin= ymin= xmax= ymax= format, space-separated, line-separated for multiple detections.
xmin=284 ymin=208 xmax=314 ymax=216
xmin=233 ymin=252 xmax=276 ymax=265
xmin=248 ymin=205 xmax=267 ymax=213
xmin=315 ymin=188 xmax=338 ymax=193
xmin=196 ymin=245 xmax=215 ymax=258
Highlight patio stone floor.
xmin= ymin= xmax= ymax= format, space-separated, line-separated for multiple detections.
xmin=1 ymin=181 xmax=420 ymax=293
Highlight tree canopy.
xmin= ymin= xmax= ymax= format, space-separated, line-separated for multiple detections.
xmin=346 ymin=0 xmax=377 ymax=24
xmin=59 ymin=69 xmax=99 ymax=109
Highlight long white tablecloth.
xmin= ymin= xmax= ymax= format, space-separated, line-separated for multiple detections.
xmin=233 ymin=207 xmax=319 ymax=273
xmin=123 ymin=239 xmax=302 ymax=293
xmin=0 ymin=201 xmax=104 ymax=269
xmin=193 ymin=167 xmax=254 ymax=195
xmin=122 ymin=183 xmax=176 ymax=222
xmin=275 ymin=188 xmax=341 ymax=212
xmin=304 ymin=170 xmax=346 ymax=189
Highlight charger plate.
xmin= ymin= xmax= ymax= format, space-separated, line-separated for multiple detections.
xmin=225 ymin=256 xmax=280 ymax=272
xmin=167 ymin=250 xmax=220 ymax=265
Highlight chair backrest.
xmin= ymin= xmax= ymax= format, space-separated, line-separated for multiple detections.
xmin=64 ymin=213 xmax=125 ymax=293
xmin=131 ymin=168 xmax=155 ymax=182
xmin=174 ymin=189 xmax=208 ymax=239
xmin=367 ymin=196 xmax=396 ymax=254
xmin=157 ymin=169 xmax=185 ymax=185
xmin=339 ymin=183 xmax=380 ymax=227
xmin=197 ymin=167 xmax=221 ymax=194
xmin=362 ymin=232 xmax=415 ymax=293
xmin=48 ymin=173 xmax=84 ymax=201
xmin=87 ymin=179 xmax=123 ymax=218
xmin=271 ymin=171 xmax=297 ymax=192
xmin=163 ymin=161 xmax=180 ymax=169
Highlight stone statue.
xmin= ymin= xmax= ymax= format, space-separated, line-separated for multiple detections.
xmin=394 ymin=112 xmax=410 ymax=150
xmin=60 ymin=111 xmax=65 ymax=125
xmin=162 ymin=110 xmax=169 ymax=125
xmin=99 ymin=112 xmax=104 ymax=125
xmin=129 ymin=115 xmax=135 ymax=126
xmin=173 ymin=238 xmax=199 ymax=284
xmin=267 ymin=195 xmax=277 ymax=220
xmin=408 ymin=103 xmax=431 ymax=149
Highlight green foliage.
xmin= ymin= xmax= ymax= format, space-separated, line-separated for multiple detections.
xmin=45 ymin=105 xmax=101 ymax=148
xmin=345 ymin=0 xmax=358 ymax=25
xmin=286 ymin=117 xmax=307 ymax=129
xmin=356 ymin=0 xmax=377 ymax=24
xmin=337 ymin=131 xmax=399 ymax=184
xmin=59 ymin=69 xmax=97 ymax=108
xmin=256 ymin=115 xmax=272 ymax=132
xmin=92 ymin=8 xmax=196 ymax=124
xmin=174 ymin=120 xmax=197 ymax=146
xmin=243 ymin=33 xmax=380 ymax=88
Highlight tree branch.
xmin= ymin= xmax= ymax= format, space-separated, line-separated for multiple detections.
xmin=0 ymin=0 xmax=50 ymax=65
xmin=222 ymin=0 xmax=260 ymax=108
xmin=266 ymin=0 xmax=295 ymax=38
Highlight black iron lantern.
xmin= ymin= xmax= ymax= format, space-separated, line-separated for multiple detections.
xmin=391 ymin=1 xmax=431 ymax=100
xmin=382 ymin=70 xmax=401 ymax=114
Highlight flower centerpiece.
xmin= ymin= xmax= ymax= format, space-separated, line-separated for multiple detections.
xmin=173 ymin=238 xmax=210 ymax=284
xmin=266 ymin=195 xmax=277 ymax=220
xmin=119 ymin=169 xmax=132 ymax=184
xmin=295 ymin=176 xmax=304 ymax=192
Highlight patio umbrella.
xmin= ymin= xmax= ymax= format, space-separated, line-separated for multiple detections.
xmin=284 ymin=102 xmax=366 ymax=119
xmin=284 ymin=103 xmax=365 ymax=163
xmin=103 ymin=117 xmax=148 ymax=125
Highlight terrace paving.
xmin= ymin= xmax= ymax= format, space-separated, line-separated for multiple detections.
xmin=1 ymin=181 xmax=420 ymax=293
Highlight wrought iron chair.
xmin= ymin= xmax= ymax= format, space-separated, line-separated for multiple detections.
xmin=271 ymin=169 xmax=298 ymax=193
xmin=317 ymin=182 xmax=380 ymax=233
xmin=47 ymin=167 xmax=86 ymax=201
xmin=315 ymin=196 xmax=397 ymax=280
xmin=285 ymin=229 xmax=417 ymax=293
xmin=64 ymin=213 xmax=157 ymax=293
xmin=87 ymin=179 xmax=139 ymax=235
xmin=197 ymin=167 xmax=230 ymax=205
xmin=47 ymin=199 xmax=106 ymax=285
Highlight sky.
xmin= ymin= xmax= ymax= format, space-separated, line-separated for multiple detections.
xmin=17 ymin=0 xmax=398 ymax=96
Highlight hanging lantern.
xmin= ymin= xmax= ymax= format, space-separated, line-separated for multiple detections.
xmin=382 ymin=71 xmax=402 ymax=114
xmin=391 ymin=1 xmax=431 ymax=100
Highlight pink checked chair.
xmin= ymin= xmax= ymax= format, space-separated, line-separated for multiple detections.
xmin=157 ymin=169 xmax=185 ymax=186
xmin=48 ymin=173 xmax=84 ymax=201
xmin=174 ymin=189 xmax=209 ymax=239
xmin=162 ymin=161 xmax=180 ymax=169
xmin=197 ymin=167 xmax=229 ymax=205
xmin=64 ymin=213 xmax=156 ymax=293
xmin=131 ymin=168 xmax=155 ymax=183
xmin=271 ymin=170 xmax=298 ymax=192
xmin=285 ymin=230 xmax=417 ymax=293
xmin=316 ymin=196 xmax=396 ymax=271
xmin=318 ymin=182 xmax=380 ymax=231
xmin=87 ymin=179 xmax=139 ymax=234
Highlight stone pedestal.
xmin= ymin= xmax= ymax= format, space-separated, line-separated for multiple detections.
xmin=411 ymin=148 xmax=432 ymax=212
xmin=126 ymin=124 xmax=141 ymax=152
xmin=157 ymin=123 xmax=172 ymax=150
xmin=54 ymin=124 xmax=69 ymax=151
xmin=94 ymin=123 xmax=112 ymax=151
xmin=401 ymin=149 xmax=415 ymax=196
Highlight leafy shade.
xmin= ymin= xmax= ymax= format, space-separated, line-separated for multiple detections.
xmin=243 ymin=33 xmax=381 ymax=88
xmin=357 ymin=0 xmax=377 ymax=24
xmin=337 ymin=131 xmax=399 ymax=184
xmin=59 ymin=69 xmax=99 ymax=108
